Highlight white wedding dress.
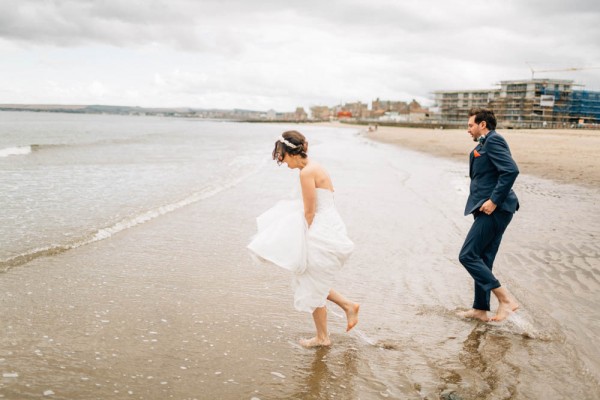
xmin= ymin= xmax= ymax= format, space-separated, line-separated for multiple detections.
xmin=248 ymin=188 xmax=354 ymax=313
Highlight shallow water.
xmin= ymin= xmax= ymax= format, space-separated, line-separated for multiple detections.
xmin=1 ymin=113 xmax=599 ymax=399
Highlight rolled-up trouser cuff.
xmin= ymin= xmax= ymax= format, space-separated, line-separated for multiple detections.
xmin=481 ymin=281 xmax=501 ymax=292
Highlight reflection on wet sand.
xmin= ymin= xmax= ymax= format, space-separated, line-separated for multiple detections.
xmin=301 ymin=347 xmax=335 ymax=398
xmin=456 ymin=324 xmax=518 ymax=399
xmin=292 ymin=337 xmax=401 ymax=400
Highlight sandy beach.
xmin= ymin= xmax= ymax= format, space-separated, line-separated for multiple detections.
xmin=327 ymin=122 xmax=600 ymax=188
xmin=2 ymin=116 xmax=600 ymax=399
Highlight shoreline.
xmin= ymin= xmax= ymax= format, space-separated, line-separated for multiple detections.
xmin=315 ymin=121 xmax=600 ymax=188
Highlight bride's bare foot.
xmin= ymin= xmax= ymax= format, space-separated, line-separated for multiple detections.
xmin=346 ymin=303 xmax=360 ymax=332
xmin=457 ymin=309 xmax=489 ymax=322
xmin=299 ymin=337 xmax=331 ymax=348
xmin=490 ymin=301 xmax=519 ymax=322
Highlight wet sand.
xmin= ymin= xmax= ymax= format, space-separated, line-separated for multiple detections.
xmin=330 ymin=122 xmax=600 ymax=188
xmin=1 ymin=126 xmax=600 ymax=399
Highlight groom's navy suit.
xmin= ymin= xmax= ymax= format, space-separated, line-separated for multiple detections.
xmin=459 ymin=130 xmax=519 ymax=311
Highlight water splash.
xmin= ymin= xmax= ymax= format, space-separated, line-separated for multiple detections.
xmin=489 ymin=310 xmax=556 ymax=341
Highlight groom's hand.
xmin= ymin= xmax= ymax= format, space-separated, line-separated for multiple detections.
xmin=479 ymin=199 xmax=497 ymax=215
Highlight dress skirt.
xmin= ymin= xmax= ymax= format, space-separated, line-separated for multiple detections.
xmin=248 ymin=189 xmax=354 ymax=313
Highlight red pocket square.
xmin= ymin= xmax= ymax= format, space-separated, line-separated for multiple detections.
xmin=473 ymin=149 xmax=481 ymax=158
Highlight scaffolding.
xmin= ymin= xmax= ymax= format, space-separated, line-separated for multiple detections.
xmin=490 ymin=79 xmax=573 ymax=127
xmin=569 ymin=90 xmax=600 ymax=123
xmin=433 ymin=78 xmax=600 ymax=128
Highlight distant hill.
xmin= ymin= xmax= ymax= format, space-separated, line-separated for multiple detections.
xmin=0 ymin=104 xmax=88 ymax=111
xmin=0 ymin=104 xmax=311 ymax=122
xmin=0 ymin=104 xmax=198 ymax=114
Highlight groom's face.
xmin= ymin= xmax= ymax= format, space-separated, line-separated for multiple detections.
xmin=468 ymin=116 xmax=485 ymax=142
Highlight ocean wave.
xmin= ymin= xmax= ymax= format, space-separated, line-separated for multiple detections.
xmin=0 ymin=160 xmax=264 ymax=273
xmin=0 ymin=139 xmax=146 ymax=158
xmin=0 ymin=144 xmax=70 ymax=157
xmin=0 ymin=146 xmax=32 ymax=157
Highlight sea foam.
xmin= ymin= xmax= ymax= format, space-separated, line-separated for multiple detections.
xmin=0 ymin=146 xmax=31 ymax=157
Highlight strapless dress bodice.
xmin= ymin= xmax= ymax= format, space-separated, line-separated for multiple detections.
xmin=315 ymin=188 xmax=335 ymax=212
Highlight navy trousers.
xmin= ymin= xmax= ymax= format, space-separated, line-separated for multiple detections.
xmin=459 ymin=210 xmax=513 ymax=311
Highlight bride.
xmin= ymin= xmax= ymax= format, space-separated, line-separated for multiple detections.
xmin=248 ymin=130 xmax=359 ymax=348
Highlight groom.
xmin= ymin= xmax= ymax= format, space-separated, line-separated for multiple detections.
xmin=458 ymin=108 xmax=520 ymax=322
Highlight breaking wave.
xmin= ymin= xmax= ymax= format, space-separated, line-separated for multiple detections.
xmin=0 ymin=146 xmax=32 ymax=157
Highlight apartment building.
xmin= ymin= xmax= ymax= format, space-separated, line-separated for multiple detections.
xmin=433 ymin=89 xmax=500 ymax=123
xmin=493 ymin=79 xmax=572 ymax=125
xmin=435 ymin=79 xmax=599 ymax=127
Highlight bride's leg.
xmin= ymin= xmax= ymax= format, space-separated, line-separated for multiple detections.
xmin=300 ymin=307 xmax=331 ymax=348
xmin=327 ymin=289 xmax=360 ymax=332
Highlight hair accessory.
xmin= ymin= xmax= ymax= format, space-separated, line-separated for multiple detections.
xmin=279 ymin=136 xmax=298 ymax=149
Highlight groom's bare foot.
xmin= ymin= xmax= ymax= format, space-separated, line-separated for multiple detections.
xmin=490 ymin=301 xmax=519 ymax=322
xmin=457 ymin=309 xmax=489 ymax=322
xmin=346 ymin=303 xmax=360 ymax=332
xmin=299 ymin=337 xmax=331 ymax=348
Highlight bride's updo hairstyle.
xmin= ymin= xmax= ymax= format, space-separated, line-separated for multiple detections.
xmin=272 ymin=130 xmax=308 ymax=165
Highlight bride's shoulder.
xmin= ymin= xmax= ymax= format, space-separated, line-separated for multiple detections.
xmin=301 ymin=161 xmax=325 ymax=176
xmin=309 ymin=159 xmax=326 ymax=171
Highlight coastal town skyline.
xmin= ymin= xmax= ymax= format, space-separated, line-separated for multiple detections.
xmin=0 ymin=96 xmax=429 ymax=122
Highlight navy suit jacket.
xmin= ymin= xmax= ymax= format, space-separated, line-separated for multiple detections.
xmin=465 ymin=130 xmax=519 ymax=216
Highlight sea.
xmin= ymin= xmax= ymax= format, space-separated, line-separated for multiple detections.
xmin=1 ymin=111 xmax=599 ymax=399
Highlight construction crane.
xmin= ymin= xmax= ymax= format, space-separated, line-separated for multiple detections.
xmin=526 ymin=63 xmax=600 ymax=79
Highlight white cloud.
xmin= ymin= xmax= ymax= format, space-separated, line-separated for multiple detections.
xmin=89 ymin=81 xmax=108 ymax=97
xmin=1 ymin=0 xmax=599 ymax=109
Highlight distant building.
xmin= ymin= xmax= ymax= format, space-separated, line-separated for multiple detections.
xmin=407 ymin=99 xmax=429 ymax=122
xmin=294 ymin=107 xmax=308 ymax=121
xmin=310 ymin=105 xmax=331 ymax=121
xmin=266 ymin=109 xmax=277 ymax=120
xmin=232 ymin=109 xmax=264 ymax=120
xmin=493 ymin=79 xmax=573 ymax=126
xmin=370 ymin=98 xmax=429 ymax=122
xmin=337 ymin=110 xmax=353 ymax=119
xmin=275 ymin=107 xmax=308 ymax=121
xmin=435 ymin=78 xmax=600 ymax=127
xmin=379 ymin=111 xmax=408 ymax=122
xmin=340 ymin=101 xmax=369 ymax=119
xmin=371 ymin=98 xmax=409 ymax=115
xmin=569 ymin=90 xmax=600 ymax=124
xmin=434 ymin=89 xmax=500 ymax=122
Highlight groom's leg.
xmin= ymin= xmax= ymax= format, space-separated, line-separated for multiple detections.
xmin=481 ymin=211 xmax=513 ymax=269
xmin=472 ymin=282 xmax=491 ymax=312
xmin=475 ymin=230 xmax=504 ymax=310
xmin=459 ymin=213 xmax=501 ymax=311
xmin=471 ymin=210 xmax=514 ymax=310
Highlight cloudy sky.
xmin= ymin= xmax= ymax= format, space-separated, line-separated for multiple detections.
xmin=1 ymin=0 xmax=599 ymax=111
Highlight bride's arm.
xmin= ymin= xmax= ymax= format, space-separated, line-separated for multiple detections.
xmin=300 ymin=169 xmax=316 ymax=227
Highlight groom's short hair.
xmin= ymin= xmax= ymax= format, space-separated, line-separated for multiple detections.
xmin=469 ymin=108 xmax=497 ymax=131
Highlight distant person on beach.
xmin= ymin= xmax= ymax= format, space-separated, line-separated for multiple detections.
xmin=248 ymin=130 xmax=360 ymax=347
xmin=458 ymin=108 xmax=520 ymax=322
